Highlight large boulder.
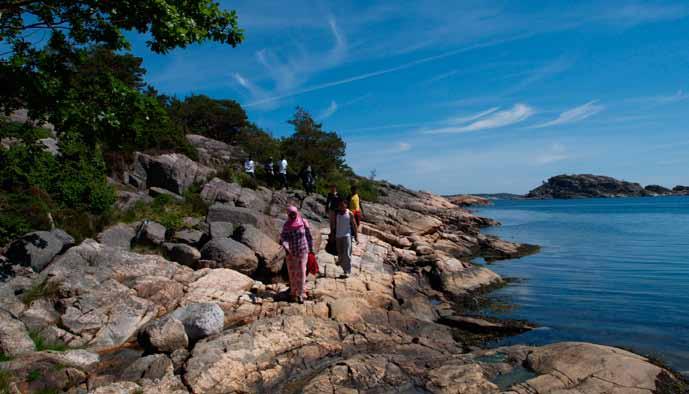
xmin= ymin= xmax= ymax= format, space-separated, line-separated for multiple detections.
xmin=171 ymin=229 xmax=206 ymax=247
xmin=136 ymin=221 xmax=167 ymax=246
xmin=233 ymin=224 xmax=285 ymax=274
xmin=200 ymin=178 xmax=242 ymax=204
xmin=131 ymin=152 xmax=215 ymax=194
xmin=200 ymin=238 xmax=259 ymax=275
xmin=206 ymin=204 xmax=280 ymax=240
xmin=138 ymin=315 xmax=188 ymax=353
xmin=97 ymin=223 xmax=136 ymax=249
xmin=162 ymin=243 xmax=201 ymax=267
xmin=171 ymin=303 xmax=224 ymax=343
xmin=186 ymin=134 xmax=244 ymax=168
xmin=209 ymin=222 xmax=234 ymax=239
xmin=432 ymin=258 xmax=502 ymax=297
xmin=5 ymin=230 xmax=68 ymax=272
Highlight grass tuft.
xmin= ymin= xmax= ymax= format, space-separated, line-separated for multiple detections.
xmin=21 ymin=279 xmax=61 ymax=305
xmin=29 ymin=330 xmax=67 ymax=352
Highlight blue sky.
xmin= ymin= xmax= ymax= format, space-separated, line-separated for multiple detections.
xmin=130 ymin=0 xmax=689 ymax=194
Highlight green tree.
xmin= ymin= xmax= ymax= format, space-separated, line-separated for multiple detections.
xmin=282 ymin=107 xmax=347 ymax=177
xmin=168 ymin=95 xmax=248 ymax=142
xmin=236 ymin=122 xmax=281 ymax=161
xmin=0 ymin=0 xmax=243 ymax=148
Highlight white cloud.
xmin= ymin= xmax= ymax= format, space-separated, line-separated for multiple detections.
xmin=532 ymin=100 xmax=604 ymax=128
xmin=317 ymin=100 xmax=339 ymax=120
xmin=447 ymin=107 xmax=501 ymax=124
xmin=628 ymin=90 xmax=689 ymax=105
xmin=244 ymin=35 xmax=528 ymax=108
xmin=534 ymin=143 xmax=569 ymax=165
xmin=423 ymin=104 xmax=534 ymax=134
xmin=233 ymin=73 xmax=266 ymax=99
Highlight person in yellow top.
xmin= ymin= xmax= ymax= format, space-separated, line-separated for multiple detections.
xmin=349 ymin=185 xmax=364 ymax=229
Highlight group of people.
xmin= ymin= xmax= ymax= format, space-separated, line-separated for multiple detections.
xmin=279 ymin=184 xmax=364 ymax=303
xmin=244 ymin=156 xmax=289 ymax=189
xmin=244 ymin=157 xmax=315 ymax=192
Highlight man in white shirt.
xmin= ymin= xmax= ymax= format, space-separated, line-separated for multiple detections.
xmin=335 ymin=199 xmax=358 ymax=278
xmin=244 ymin=156 xmax=255 ymax=177
xmin=279 ymin=157 xmax=288 ymax=189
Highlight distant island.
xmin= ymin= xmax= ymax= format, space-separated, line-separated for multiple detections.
xmin=527 ymin=174 xmax=689 ymax=199
xmin=459 ymin=174 xmax=689 ymax=201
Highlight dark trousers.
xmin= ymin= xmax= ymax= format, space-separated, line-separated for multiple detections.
xmin=280 ymin=173 xmax=288 ymax=188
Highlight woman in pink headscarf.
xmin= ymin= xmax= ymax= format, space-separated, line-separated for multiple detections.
xmin=280 ymin=205 xmax=314 ymax=303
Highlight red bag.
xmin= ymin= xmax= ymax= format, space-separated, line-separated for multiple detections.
xmin=307 ymin=252 xmax=319 ymax=276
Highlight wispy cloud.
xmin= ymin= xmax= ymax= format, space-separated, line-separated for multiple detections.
xmin=628 ymin=89 xmax=689 ymax=105
xmin=534 ymin=143 xmax=569 ymax=165
xmin=236 ymin=15 xmax=348 ymax=106
xmin=317 ymin=100 xmax=339 ymax=120
xmin=600 ymin=3 xmax=689 ymax=27
xmin=447 ymin=107 xmax=501 ymax=124
xmin=504 ymin=55 xmax=575 ymax=95
xmin=531 ymin=100 xmax=604 ymax=128
xmin=423 ymin=104 xmax=535 ymax=134
xmin=244 ymin=34 xmax=533 ymax=108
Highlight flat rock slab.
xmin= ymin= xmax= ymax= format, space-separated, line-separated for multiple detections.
xmin=181 ymin=268 xmax=254 ymax=307
xmin=41 ymin=240 xmax=192 ymax=348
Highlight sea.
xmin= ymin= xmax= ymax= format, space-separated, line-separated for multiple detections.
xmin=475 ymin=196 xmax=689 ymax=375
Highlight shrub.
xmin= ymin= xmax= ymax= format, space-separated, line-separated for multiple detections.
xmin=0 ymin=190 xmax=54 ymax=246
xmin=355 ymin=178 xmax=380 ymax=203
xmin=114 ymin=191 xmax=208 ymax=232
xmin=0 ymin=370 xmax=12 ymax=393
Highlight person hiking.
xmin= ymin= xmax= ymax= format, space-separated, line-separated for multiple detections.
xmin=279 ymin=157 xmax=288 ymax=189
xmin=301 ymin=165 xmax=315 ymax=194
xmin=325 ymin=184 xmax=341 ymax=232
xmin=335 ymin=199 xmax=358 ymax=278
xmin=244 ymin=156 xmax=255 ymax=178
xmin=279 ymin=205 xmax=313 ymax=303
xmin=264 ymin=157 xmax=275 ymax=186
xmin=349 ymin=185 xmax=364 ymax=229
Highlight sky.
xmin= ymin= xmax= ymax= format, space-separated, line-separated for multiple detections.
xmin=129 ymin=0 xmax=689 ymax=195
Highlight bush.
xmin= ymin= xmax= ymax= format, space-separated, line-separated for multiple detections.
xmin=0 ymin=120 xmax=52 ymax=142
xmin=217 ymin=166 xmax=258 ymax=190
xmin=0 ymin=190 xmax=54 ymax=246
xmin=114 ymin=190 xmax=208 ymax=232
xmin=355 ymin=178 xmax=380 ymax=203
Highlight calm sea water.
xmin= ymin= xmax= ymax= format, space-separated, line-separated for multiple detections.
xmin=476 ymin=196 xmax=689 ymax=375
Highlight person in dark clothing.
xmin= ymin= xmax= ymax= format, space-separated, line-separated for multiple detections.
xmin=301 ymin=165 xmax=315 ymax=194
xmin=325 ymin=184 xmax=341 ymax=232
xmin=264 ymin=157 xmax=275 ymax=186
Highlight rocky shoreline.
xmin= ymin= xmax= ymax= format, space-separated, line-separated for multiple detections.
xmin=0 ymin=135 xmax=687 ymax=393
